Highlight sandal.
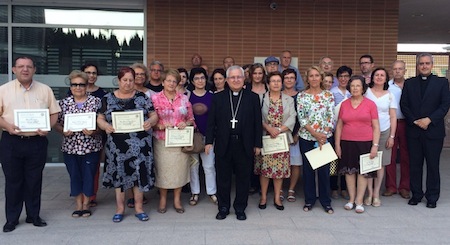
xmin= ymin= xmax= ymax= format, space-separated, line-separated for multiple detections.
xmin=135 ymin=212 xmax=149 ymax=221
xmin=287 ymin=190 xmax=296 ymax=202
xmin=81 ymin=210 xmax=92 ymax=217
xmin=372 ymin=197 xmax=381 ymax=207
xmin=174 ymin=205 xmax=185 ymax=214
xmin=157 ymin=207 xmax=167 ymax=214
xmin=355 ymin=204 xmax=365 ymax=214
xmin=364 ymin=196 xmax=372 ymax=206
xmin=209 ymin=194 xmax=218 ymax=205
xmin=127 ymin=198 xmax=135 ymax=208
xmin=344 ymin=202 xmax=354 ymax=210
xmin=323 ymin=205 xmax=334 ymax=214
xmin=303 ymin=204 xmax=313 ymax=212
xmin=89 ymin=200 xmax=97 ymax=207
xmin=72 ymin=210 xmax=82 ymax=218
xmin=189 ymin=194 xmax=199 ymax=206
xmin=279 ymin=190 xmax=285 ymax=202
xmin=112 ymin=213 xmax=124 ymax=222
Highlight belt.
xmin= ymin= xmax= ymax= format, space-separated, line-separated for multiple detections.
xmin=229 ymin=134 xmax=241 ymax=140
xmin=17 ymin=135 xmax=41 ymax=139
xmin=2 ymin=132 xmax=41 ymax=139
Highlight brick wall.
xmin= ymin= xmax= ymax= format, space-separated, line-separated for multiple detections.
xmin=147 ymin=0 xmax=398 ymax=79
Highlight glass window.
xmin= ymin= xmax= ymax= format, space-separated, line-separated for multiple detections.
xmin=0 ymin=27 xmax=6 ymax=78
xmin=13 ymin=27 xmax=144 ymax=75
xmin=0 ymin=5 xmax=6 ymax=23
xmin=13 ymin=6 xmax=143 ymax=27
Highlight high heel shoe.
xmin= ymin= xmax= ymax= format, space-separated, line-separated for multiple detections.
xmin=258 ymin=203 xmax=267 ymax=209
xmin=274 ymin=202 xmax=284 ymax=211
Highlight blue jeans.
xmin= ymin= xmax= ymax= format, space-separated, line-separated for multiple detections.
xmin=64 ymin=152 xmax=100 ymax=197
xmin=299 ymin=138 xmax=331 ymax=207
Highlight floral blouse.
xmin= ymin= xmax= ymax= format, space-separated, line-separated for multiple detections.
xmin=297 ymin=90 xmax=334 ymax=141
xmin=57 ymin=95 xmax=102 ymax=155
xmin=151 ymin=91 xmax=195 ymax=140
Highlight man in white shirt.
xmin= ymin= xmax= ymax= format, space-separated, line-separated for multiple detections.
xmin=384 ymin=60 xmax=410 ymax=199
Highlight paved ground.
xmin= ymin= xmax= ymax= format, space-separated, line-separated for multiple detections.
xmin=1 ymin=149 xmax=450 ymax=244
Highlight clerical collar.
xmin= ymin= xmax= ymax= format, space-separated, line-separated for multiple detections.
xmin=232 ymin=91 xmax=239 ymax=96
xmin=421 ymin=73 xmax=432 ymax=80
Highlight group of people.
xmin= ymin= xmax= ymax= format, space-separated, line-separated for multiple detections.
xmin=1 ymin=52 xmax=449 ymax=232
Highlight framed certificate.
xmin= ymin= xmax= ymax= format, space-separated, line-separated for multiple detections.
xmin=64 ymin=112 xmax=96 ymax=132
xmin=111 ymin=111 xmax=144 ymax=133
xmin=261 ymin=133 xmax=289 ymax=155
xmin=304 ymin=142 xmax=338 ymax=170
xmin=359 ymin=151 xmax=383 ymax=174
xmin=165 ymin=126 xmax=194 ymax=147
xmin=14 ymin=109 xmax=50 ymax=132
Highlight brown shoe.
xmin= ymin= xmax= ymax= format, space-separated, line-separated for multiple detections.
xmin=399 ymin=189 xmax=410 ymax=199
xmin=382 ymin=190 xmax=396 ymax=196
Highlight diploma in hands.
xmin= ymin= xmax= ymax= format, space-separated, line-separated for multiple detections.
xmin=111 ymin=111 xmax=144 ymax=133
xmin=359 ymin=151 xmax=382 ymax=174
xmin=304 ymin=142 xmax=338 ymax=170
xmin=165 ymin=126 xmax=194 ymax=147
xmin=14 ymin=109 xmax=51 ymax=132
xmin=261 ymin=133 xmax=289 ymax=155
xmin=64 ymin=112 xmax=96 ymax=132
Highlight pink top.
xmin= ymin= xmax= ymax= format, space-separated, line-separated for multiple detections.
xmin=151 ymin=91 xmax=195 ymax=140
xmin=339 ymin=97 xmax=378 ymax=141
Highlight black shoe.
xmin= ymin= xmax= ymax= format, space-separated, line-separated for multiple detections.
xmin=258 ymin=203 xmax=267 ymax=209
xmin=25 ymin=217 xmax=47 ymax=227
xmin=274 ymin=202 xmax=284 ymax=211
xmin=236 ymin=211 xmax=247 ymax=221
xmin=408 ymin=198 xmax=421 ymax=206
xmin=3 ymin=221 xmax=18 ymax=233
xmin=426 ymin=202 xmax=437 ymax=208
xmin=215 ymin=208 xmax=229 ymax=220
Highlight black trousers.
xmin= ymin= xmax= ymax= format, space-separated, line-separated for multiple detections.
xmin=407 ymin=135 xmax=443 ymax=203
xmin=215 ymin=136 xmax=252 ymax=213
xmin=0 ymin=132 xmax=48 ymax=223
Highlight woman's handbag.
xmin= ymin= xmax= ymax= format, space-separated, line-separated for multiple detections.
xmin=181 ymin=132 xmax=205 ymax=154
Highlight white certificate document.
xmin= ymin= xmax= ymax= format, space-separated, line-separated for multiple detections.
xmin=359 ymin=151 xmax=383 ymax=174
xmin=261 ymin=133 xmax=289 ymax=155
xmin=64 ymin=112 xmax=96 ymax=132
xmin=111 ymin=111 xmax=144 ymax=133
xmin=14 ymin=109 xmax=51 ymax=132
xmin=165 ymin=126 xmax=194 ymax=147
xmin=305 ymin=142 xmax=338 ymax=170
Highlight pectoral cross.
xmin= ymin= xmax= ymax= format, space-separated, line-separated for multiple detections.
xmin=230 ymin=118 xmax=238 ymax=129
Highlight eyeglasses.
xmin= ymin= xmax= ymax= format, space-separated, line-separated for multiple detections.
xmin=321 ymin=62 xmax=333 ymax=65
xmin=85 ymin=71 xmax=97 ymax=76
xmin=266 ymin=62 xmax=278 ymax=66
xmin=15 ymin=65 xmax=34 ymax=70
xmin=70 ymin=83 xmax=87 ymax=88
xmin=135 ymin=73 xmax=146 ymax=77
xmin=150 ymin=69 xmax=162 ymax=73
xmin=193 ymin=76 xmax=206 ymax=81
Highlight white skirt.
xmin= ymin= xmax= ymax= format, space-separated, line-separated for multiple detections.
xmin=289 ymin=141 xmax=303 ymax=166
